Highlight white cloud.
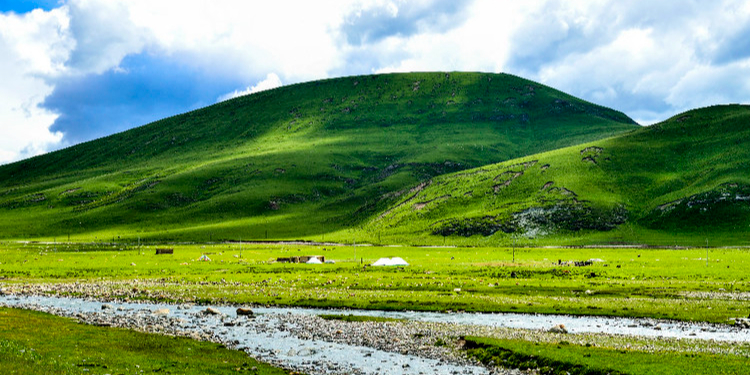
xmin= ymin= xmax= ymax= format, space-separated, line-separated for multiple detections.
xmin=65 ymin=0 xmax=152 ymax=74
xmin=0 ymin=8 xmax=70 ymax=164
xmin=667 ymin=61 xmax=750 ymax=109
xmin=218 ymin=73 xmax=283 ymax=102
xmin=104 ymin=0 xmax=351 ymax=83
xmin=371 ymin=0 xmax=535 ymax=74
xmin=502 ymin=0 xmax=750 ymax=124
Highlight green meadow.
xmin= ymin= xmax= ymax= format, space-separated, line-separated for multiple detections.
xmin=3 ymin=241 xmax=749 ymax=374
xmin=3 ymin=242 xmax=748 ymax=324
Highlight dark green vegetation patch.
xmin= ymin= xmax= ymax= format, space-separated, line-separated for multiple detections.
xmin=642 ymin=182 xmax=750 ymax=231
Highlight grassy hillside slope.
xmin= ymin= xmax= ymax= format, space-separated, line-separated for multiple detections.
xmin=371 ymin=105 xmax=750 ymax=246
xmin=0 ymin=72 xmax=637 ymax=242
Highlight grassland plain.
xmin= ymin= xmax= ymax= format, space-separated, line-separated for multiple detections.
xmin=0 ymin=72 xmax=637 ymax=243
xmin=0 ymin=307 xmax=290 ymax=375
xmin=2 ymin=242 xmax=749 ymax=324
xmin=370 ymin=104 xmax=750 ymax=247
xmin=3 ymin=242 xmax=750 ymax=374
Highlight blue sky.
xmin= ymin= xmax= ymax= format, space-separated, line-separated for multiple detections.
xmin=0 ymin=0 xmax=59 ymax=13
xmin=1 ymin=0 xmax=749 ymax=164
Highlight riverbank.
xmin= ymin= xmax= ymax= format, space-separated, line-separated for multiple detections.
xmin=3 ymin=293 xmax=750 ymax=375
xmin=0 ymin=294 xmax=496 ymax=375
xmin=2 ymin=280 xmax=749 ymax=343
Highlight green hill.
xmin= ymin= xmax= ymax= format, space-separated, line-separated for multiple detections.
xmin=370 ymin=104 xmax=750 ymax=246
xmin=0 ymin=72 xmax=638 ymax=242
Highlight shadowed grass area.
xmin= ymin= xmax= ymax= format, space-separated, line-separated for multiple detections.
xmin=463 ymin=336 xmax=750 ymax=375
xmin=0 ymin=307 xmax=293 ymax=375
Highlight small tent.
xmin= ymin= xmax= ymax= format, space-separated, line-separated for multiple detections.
xmin=306 ymin=257 xmax=323 ymax=264
xmin=372 ymin=257 xmax=408 ymax=267
xmin=198 ymin=254 xmax=211 ymax=261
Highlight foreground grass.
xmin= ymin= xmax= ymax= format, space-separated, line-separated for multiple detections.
xmin=2 ymin=242 xmax=749 ymax=324
xmin=0 ymin=307 xmax=291 ymax=375
xmin=463 ymin=336 xmax=749 ymax=375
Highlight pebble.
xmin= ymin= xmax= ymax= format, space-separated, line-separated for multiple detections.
xmin=236 ymin=307 xmax=254 ymax=316
xmin=152 ymin=308 xmax=170 ymax=316
xmin=547 ymin=324 xmax=568 ymax=334
xmin=203 ymin=307 xmax=222 ymax=315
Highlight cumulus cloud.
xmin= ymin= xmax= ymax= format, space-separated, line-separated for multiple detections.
xmin=65 ymin=0 xmax=151 ymax=74
xmin=117 ymin=0 xmax=349 ymax=82
xmin=365 ymin=0 xmax=534 ymax=74
xmin=341 ymin=0 xmax=472 ymax=46
xmin=218 ymin=73 xmax=283 ymax=102
xmin=0 ymin=7 xmax=70 ymax=164
xmin=504 ymin=0 xmax=750 ymax=124
xmin=667 ymin=61 xmax=750 ymax=110
xmin=2 ymin=0 xmax=750 ymax=163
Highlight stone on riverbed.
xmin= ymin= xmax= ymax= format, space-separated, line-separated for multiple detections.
xmin=236 ymin=307 xmax=254 ymax=316
xmin=203 ymin=307 xmax=222 ymax=315
xmin=152 ymin=308 xmax=170 ymax=316
xmin=548 ymin=324 xmax=568 ymax=334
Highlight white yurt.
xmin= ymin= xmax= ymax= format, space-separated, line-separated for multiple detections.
xmin=372 ymin=257 xmax=408 ymax=266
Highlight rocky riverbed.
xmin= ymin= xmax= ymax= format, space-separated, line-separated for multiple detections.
xmin=2 ymin=286 xmax=750 ymax=374
xmin=0 ymin=294 xmax=517 ymax=375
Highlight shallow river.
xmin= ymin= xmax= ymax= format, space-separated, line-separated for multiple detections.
xmin=1 ymin=295 xmax=748 ymax=375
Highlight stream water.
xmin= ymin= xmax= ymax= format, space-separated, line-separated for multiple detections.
xmin=1 ymin=294 xmax=748 ymax=375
